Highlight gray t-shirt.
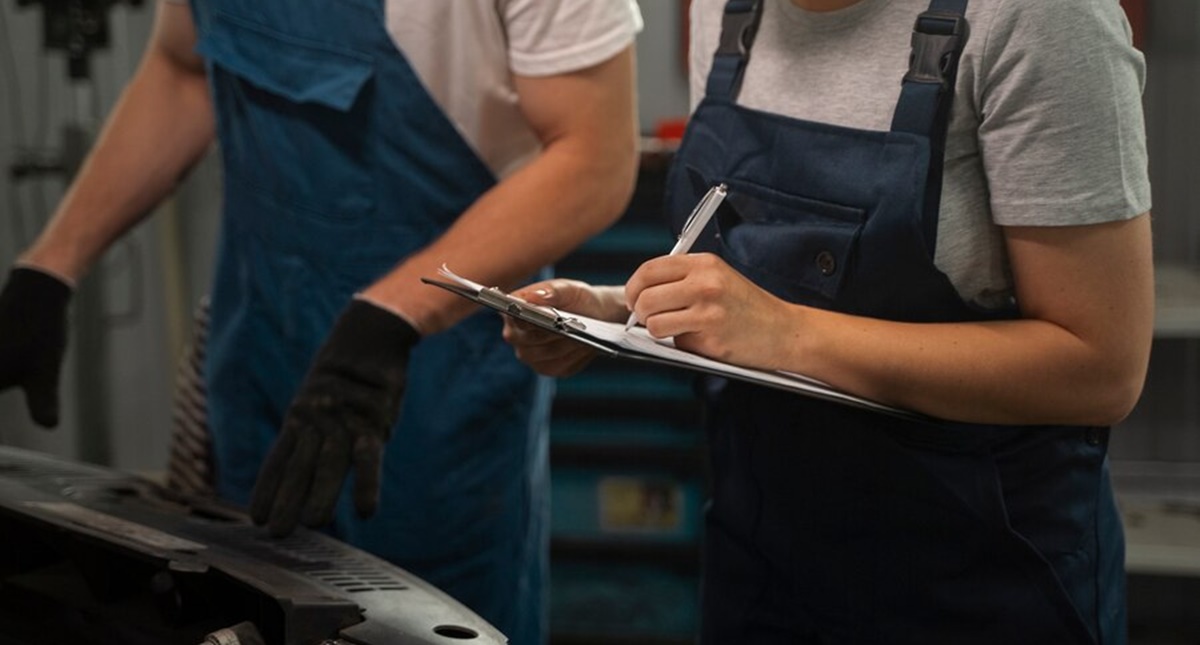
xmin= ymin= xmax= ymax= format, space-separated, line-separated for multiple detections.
xmin=690 ymin=0 xmax=1151 ymax=309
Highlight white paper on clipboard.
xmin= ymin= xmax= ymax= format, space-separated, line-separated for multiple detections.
xmin=422 ymin=265 xmax=921 ymax=421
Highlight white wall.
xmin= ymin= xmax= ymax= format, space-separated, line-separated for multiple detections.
xmin=0 ymin=1 xmax=179 ymax=473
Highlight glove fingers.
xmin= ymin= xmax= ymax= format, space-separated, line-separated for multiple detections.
xmin=23 ymin=371 xmax=61 ymax=428
xmin=352 ymin=434 xmax=384 ymax=518
xmin=250 ymin=427 xmax=299 ymax=526
xmin=301 ymin=438 xmax=352 ymax=528
xmin=266 ymin=431 xmax=323 ymax=537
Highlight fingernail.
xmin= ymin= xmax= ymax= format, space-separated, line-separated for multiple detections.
xmin=534 ymin=288 xmax=554 ymax=301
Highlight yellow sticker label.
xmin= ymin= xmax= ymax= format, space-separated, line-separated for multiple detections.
xmin=598 ymin=476 xmax=682 ymax=533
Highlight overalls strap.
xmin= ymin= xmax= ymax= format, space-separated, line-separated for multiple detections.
xmin=705 ymin=0 xmax=763 ymax=100
xmin=891 ymin=0 xmax=970 ymax=251
xmin=892 ymin=0 xmax=970 ymax=132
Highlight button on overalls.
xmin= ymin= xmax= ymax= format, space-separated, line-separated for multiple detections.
xmin=188 ymin=1 xmax=551 ymax=642
xmin=666 ymin=1 xmax=1126 ymax=642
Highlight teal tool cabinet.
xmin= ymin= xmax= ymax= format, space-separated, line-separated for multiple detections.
xmin=547 ymin=149 xmax=709 ymax=645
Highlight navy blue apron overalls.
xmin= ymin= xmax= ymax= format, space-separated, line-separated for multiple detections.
xmin=666 ymin=1 xmax=1127 ymax=642
xmin=188 ymin=1 xmax=550 ymax=643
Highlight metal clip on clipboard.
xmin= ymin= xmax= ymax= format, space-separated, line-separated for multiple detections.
xmin=423 ymin=265 xmax=586 ymax=333
xmin=475 ymin=286 xmax=586 ymax=332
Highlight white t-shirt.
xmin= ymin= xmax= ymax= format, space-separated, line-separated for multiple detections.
xmin=385 ymin=0 xmax=642 ymax=180
xmin=689 ymin=0 xmax=1151 ymax=309
xmin=172 ymin=0 xmax=643 ymax=181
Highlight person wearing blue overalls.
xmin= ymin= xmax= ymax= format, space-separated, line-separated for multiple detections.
xmin=503 ymin=0 xmax=1152 ymax=642
xmin=0 ymin=1 xmax=642 ymax=642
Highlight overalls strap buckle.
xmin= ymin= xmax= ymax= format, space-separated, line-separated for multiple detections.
xmin=717 ymin=0 xmax=762 ymax=58
xmin=904 ymin=11 xmax=970 ymax=88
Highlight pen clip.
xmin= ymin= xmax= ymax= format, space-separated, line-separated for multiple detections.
xmin=679 ymin=183 xmax=728 ymax=239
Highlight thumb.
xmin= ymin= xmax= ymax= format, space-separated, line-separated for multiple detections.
xmin=513 ymin=282 xmax=561 ymax=306
xmin=524 ymin=279 xmax=590 ymax=310
xmin=23 ymin=372 xmax=61 ymax=429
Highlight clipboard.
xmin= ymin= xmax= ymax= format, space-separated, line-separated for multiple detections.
xmin=422 ymin=265 xmax=922 ymax=421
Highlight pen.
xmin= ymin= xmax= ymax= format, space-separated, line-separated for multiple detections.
xmin=625 ymin=182 xmax=729 ymax=330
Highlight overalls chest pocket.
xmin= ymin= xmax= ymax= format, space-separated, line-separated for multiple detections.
xmin=196 ymin=13 xmax=377 ymax=220
xmin=716 ymin=180 xmax=866 ymax=307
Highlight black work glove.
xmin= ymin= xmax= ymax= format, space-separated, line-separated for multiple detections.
xmin=0 ymin=267 xmax=72 ymax=428
xmin=250 ymin=298 xmax=419 ymax=537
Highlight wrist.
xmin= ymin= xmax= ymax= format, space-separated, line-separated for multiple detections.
xmin=595 ymin=285 xmax=632 ymax=322
xmin=782 ymin=303 xmax=841 ymax=381
xmin=12 ymin=262 xmax=78 ymax=291
xmin=352 ymin=293 xmax=423 ymax=337
xmin=6 ymin=266 xmax=75 ymax=306
xmin=18 ymin=240 xmax=88 ymax=287
xmin=331 ymin=299 xmax=421 ymax=363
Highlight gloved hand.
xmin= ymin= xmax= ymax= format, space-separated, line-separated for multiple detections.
xmin=249 ymin=298 xmax=419 ymax=537
xmin=0 ymin=267 xmax=73 ymax=428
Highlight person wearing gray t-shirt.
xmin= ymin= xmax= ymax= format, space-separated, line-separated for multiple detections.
xmin=505 ymin=0 xmax=1151 ymax=642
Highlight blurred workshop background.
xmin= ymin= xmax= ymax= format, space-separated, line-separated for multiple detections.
xmin=0 ymin=1 xmax=1197 ymax=644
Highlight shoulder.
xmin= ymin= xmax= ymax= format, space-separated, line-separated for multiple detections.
xmin=499 ymin=0 xmax=644 ymax=77
xmin=964 ymin=0 xmax=1150 ymax=226
xmin=960 ymin=0 xmax=1145 ymax=123
xmin=969 ymin=0 xmax=1137 ymax=70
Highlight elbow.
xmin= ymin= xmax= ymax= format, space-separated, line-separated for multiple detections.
xmin=546 ymin=124 xmax=638 ymax=239
xmin=1088 ymin=382 xmax=1143 ymax=427
xmin=1065 ymin=320 xmax=1153 ymax=427
xmin=594 ymin=140 xmax=640 ymax=231
xmin=1082 ymin=362 xmax=1149 ymax=427
xmin=570 ymin=156 xmax=638 ymax=241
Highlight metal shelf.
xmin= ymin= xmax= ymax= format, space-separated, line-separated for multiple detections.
xmin=1114 ymin=460 xmax=1200 ymax=577
xmin=1155 ymin=263 xmax=1200 ymax=338
xmin=1121 ymin=497 xmax=1200 ymax=577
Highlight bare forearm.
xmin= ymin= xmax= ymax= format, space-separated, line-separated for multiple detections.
xmin=366 ymin=138 xmax=636 ymax=331
xmin=794 ymin=310 xmax=1145 ymax=426
xmin=21 ymin=50 xmax=214 ymax=280
xmin=792 ymin=218 xmax=1154 ymax=426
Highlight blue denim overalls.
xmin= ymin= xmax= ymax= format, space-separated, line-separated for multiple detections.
xmin=667 ymin=1 xmax=1126 ymax=642
xmin=188 ymin=1 xmax=550 ymax=642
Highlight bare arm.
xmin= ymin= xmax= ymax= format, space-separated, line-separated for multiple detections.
xmin=626 ymin=213 xmax=1155 ymax=427
xmin=19 ymin=1 xmax=215 ymax=281
xmin=359 ymin=46 xmax=639 ymax=334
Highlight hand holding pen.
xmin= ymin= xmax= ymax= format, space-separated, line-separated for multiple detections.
xmin=625 ymin=183 xmax=728 ymax=330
